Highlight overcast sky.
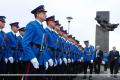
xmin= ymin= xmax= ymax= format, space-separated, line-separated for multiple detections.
xmin=0 ymin=0 xmax=120 ymax=50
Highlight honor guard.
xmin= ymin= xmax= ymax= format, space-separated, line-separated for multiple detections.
xmin=18 ymin=27 xmax=26 ymax=80
xmin=22 ymin=5 xmax=48 ymax=80
xmin=54 ymin=25 xmax=64 ymax=75
xmin=57 ymin=27 xmax=67 ymax=75
xmin=18 ymin=27 xmax=25 ymax=61
xmin=0 ymin=16 xmax=8 ymax=80
xmin=45 ymin=16 xmax=56 ymax=75
xmin=7 ymin=22 xmax=20 ymax=80
xmin=52 ymin=20 xmax=61 ymax=74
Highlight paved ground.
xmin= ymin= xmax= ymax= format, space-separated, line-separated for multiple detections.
xmin=73 ymin=66 xmax=120 ymax=80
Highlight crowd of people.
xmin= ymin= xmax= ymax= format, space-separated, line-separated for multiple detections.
xmin=0 ymin=4 xmax=120 ymax=80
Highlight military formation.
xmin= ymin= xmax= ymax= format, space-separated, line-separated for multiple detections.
xmin=0 ymin=5 xmax=120 ymax=80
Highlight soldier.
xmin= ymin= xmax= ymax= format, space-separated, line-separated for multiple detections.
xmin=62 ymin=30 xmax=68 ymax=74
xmin=75 ymin=41 xmax=83 ymax=74
xmin=18 ymin=27 xmax=25 ymax=80
xmin=0 ymin=16 xmax=8 ymax=80
xmin=18 ymin=27 xmax=25 ymax=61
xmin=53 ymin=25 xmax=64 ymax=80
xmin=57 ymin=27 xmax=64 ymax=71
xmin=68 ymin=36 xmax=75 ymax=75
xmin=68 ymin=35 xmax=76 ymax=74
xmin=45 ymin=16 xmax=56 ymax=75
xmin=78 ymin=45 xmax=84 ymax=73
xmin=56 ymin=28 xmax=68 ymax=80
xmin=54 ymin=21 xmax=63 ymax=71
xmin=7 ymin=22 xmax=19 ymax=80
xmin=83 ymin=40 xmax=95 ymax=80
xmin=52 ymin=20 xmax=61 ymax=74
xmin=109 ymin=46 xmax=119 ymax=78
xmin=66 ymin=35 xmax=73 ymax=74
xmin=22 ymin=5 xmax=48 ymax=80
xmin=94 ymin=45 xmax=103 ymax=74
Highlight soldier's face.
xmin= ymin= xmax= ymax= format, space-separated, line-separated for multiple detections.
xmin=0 ymin=21 xmax=5 ymax=29
xmin=63 ymin=34 xmax=68 ymax=39
xmin=59 ymin=31 xmax=63 ymax=36
xmin=73 ymin=41 xmax=77 ymax=45
xmin=19 ymin=31 xmax=24 ymax=36
xmin=11 ymin=26 xmax=18 ymax=33
xmin=56 ymin=26 xmax=60 ymax=31
xmin=37 ymin=12 xmax=47 ymax=21
xmin=48 ymin=21 xmax=56 ymax=28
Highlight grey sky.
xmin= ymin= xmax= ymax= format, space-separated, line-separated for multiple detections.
xmin=0 ymin=0 xmax=120 ymax=50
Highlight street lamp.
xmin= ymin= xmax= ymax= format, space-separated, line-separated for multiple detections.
xmin=66 ymin=16 xmax=73 ymax=34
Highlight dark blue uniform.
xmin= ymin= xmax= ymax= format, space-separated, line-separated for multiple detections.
xmin=109 ymin=50 xmax=119 ymax=75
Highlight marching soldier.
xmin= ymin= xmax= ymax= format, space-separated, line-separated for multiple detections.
xmin=94 ymin=45 xmax=103 ymax=74
xmin=22 ymin=5 xmax=48 ymax=80
xmin=7 ymin=22 xmax=19 ymax=80
xmin=0 ymin=16 xmax=8 ymax=80
xmin=83 ymin=40 xmax=95 ymax=80
xmin=109 ymin=46 xmax=119 ymax=78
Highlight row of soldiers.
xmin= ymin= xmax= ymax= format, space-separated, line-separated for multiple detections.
xmin=0 ymin=5 xmax=89 ymax=80
xmin=1 ymin=4 xmax=119 ymax=80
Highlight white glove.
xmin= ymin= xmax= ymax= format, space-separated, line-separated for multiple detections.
xmin=81 ymin=57 xmax=83 ymax=60
xmin=54 ymin=59 xmax=58 ymax=67
xmin=5 ymin=58 xmax=8 ymax=64
xmin=71 ymin=59 xmax=74 ymax=63
xmin=8 ymin=57 xmax=14 ymax=63
xmin=78 ymin=59 xmax=81 ymax=62
xmin=19 ymin=57 xmax=22 ymax=61
xmin=63 ymin=58 xmax=67 ymax=65
xmin=59 ymin=58 xmax=62 ymax=65
xmin=45 ymin=62 xmax=49 ymax=70
xmin=91 ymin=60 xmax=93 ymax=63
xmin=81 ymin=57 xmax=84 ymax=62
xmin=68 ymin=58 xmax=71 ymax=63
xmin=102 ymin=61 xmax=105 ymax=64
xmin=48 ymin=58 xmax=54 ymax=67
xmin=31 ymin=58 xmax=39 ymax=69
